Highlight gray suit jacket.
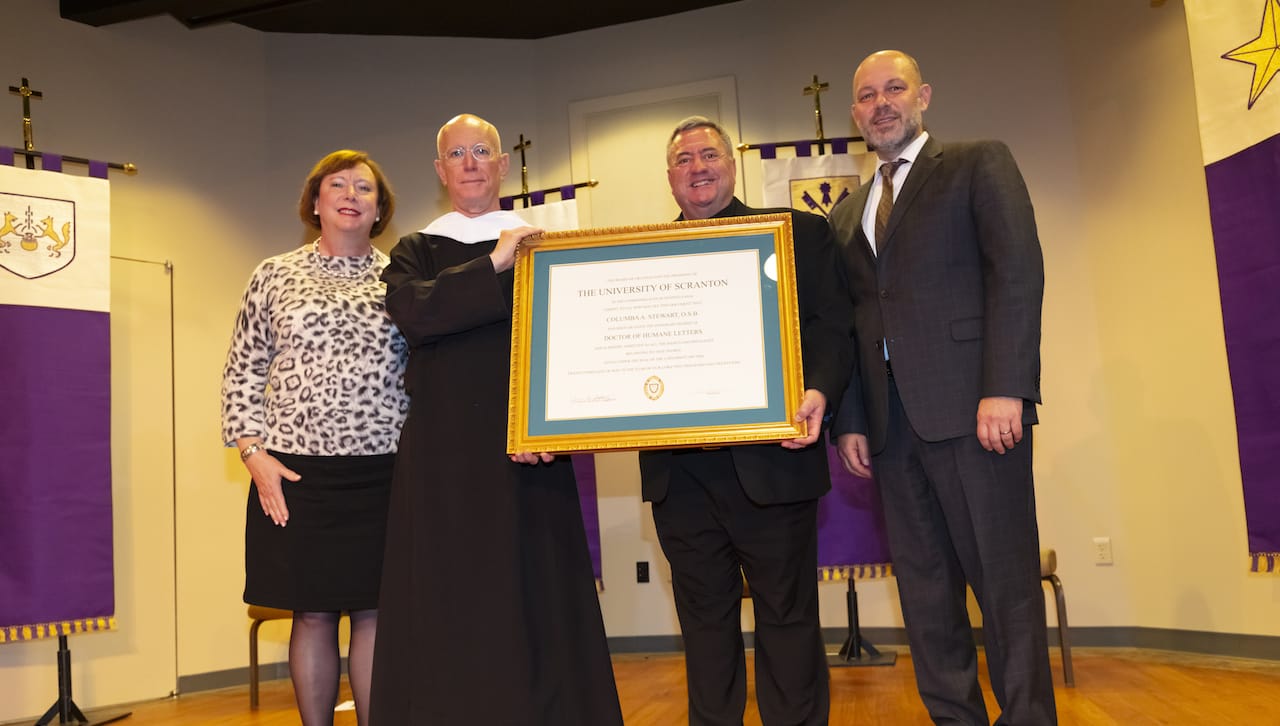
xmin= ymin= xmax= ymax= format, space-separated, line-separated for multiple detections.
xmin=830 ymin=136 xmax=1043 ymax=454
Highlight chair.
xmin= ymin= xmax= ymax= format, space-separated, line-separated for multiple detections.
xmin=1040 ymin=548 xmax=1074 ymax=687
xmin=247 ymin=605 xmax=292 ymax=709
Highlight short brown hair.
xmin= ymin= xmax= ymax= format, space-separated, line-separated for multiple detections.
xmin=297 ymin=150 xmax=395 ymax=238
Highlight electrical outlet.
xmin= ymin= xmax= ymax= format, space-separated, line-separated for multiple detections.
xmin=1092 ymin=536 xmax=1114 ymax=565
xmin=636 ymin=561 xmax=650 ymax=583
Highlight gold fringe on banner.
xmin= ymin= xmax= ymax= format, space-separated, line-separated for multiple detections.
xmin=0 ymin=616 xmax=116 ymax=643
xmin=1250 ymin=552 xmax=1280 ymax=573
xmin=818 ymin=563 xmax=894 ymax=581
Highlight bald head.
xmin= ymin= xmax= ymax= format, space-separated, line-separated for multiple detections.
xmin=850 ymin=49 xmax=931 ymax=161
xmin=854 ymin=50 xmax=924 ymax=90
xmin=434 ymin=113 xmax=510 ymax=217
xmin=436 ymin=114 xmax=502 ymax=157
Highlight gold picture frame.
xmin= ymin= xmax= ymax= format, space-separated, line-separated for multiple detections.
xmin=507 ymin=213 xmax=806 ymax=454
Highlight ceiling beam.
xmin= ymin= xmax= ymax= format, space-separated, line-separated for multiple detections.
xmin=60 ymin=0 xmax=175 ymax=26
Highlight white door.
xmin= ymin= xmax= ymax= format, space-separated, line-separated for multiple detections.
xmin=569 ymin=77 xmax=741 ymax=229
xmin=567 ymin=79 xmax=742 ymax=638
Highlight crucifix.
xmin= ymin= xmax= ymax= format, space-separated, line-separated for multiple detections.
xmin=9 ymin=77 xmax=43 ymax=169
xmin=802 ymin=74 xmax=829 ymax=141
xmin=513 ymin=133 xmax=533 ymax=203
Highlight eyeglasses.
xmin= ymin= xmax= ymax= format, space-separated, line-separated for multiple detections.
xmin=441 ymin=143 xmax=497 ymax=165
xmin=671 ymin=150 xmax=727 ymax=168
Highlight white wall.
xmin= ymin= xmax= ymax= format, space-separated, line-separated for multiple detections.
xmin=1 ymin=0 xmax=1271 ymax=719
xmin=1054 ymin=0 xmax=1261 ymax=630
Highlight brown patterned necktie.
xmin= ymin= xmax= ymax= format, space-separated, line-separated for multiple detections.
xmin=874 ymin=159 xmax=906 ymax=253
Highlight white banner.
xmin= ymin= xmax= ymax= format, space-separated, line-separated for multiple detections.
xmin=761 ymin=152 xmax=875 ymax=218
xmin=0 ymin=165 xmax=110 ymax=312
xmin=514 ymin=198 xmax=579 ymax=232
xmin=1184 ymin=0 xmax=1280 ymax=165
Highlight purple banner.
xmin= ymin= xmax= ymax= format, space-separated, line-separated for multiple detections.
xmin=0 ymin=304 xmax=114 ymax=638
xmin=1205 ymin=132 xmax=1280 ymax=571
xmin=573 ymin=446 xmax=890 ymax=586
xmin=817 ymin=444 xmax=892 ymax=577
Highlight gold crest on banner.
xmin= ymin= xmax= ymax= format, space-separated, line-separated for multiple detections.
xmin=787 ymin=173 xmax=862 ymax=219
xmin=0 ymin=192 xmax=76 ymax=279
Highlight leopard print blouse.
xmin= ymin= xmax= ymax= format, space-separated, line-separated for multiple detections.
xmin=220 ymin=244 xmax=409 ymax=455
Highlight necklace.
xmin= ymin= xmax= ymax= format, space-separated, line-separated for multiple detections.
xmin=310 ymin=238 xmax=376 ymax=280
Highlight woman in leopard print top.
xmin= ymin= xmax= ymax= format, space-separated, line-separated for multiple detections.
xmin=220 ymin=150 xmax=408 ymax=726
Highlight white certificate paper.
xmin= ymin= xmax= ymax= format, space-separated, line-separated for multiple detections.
xmin=543 ymin=249 xmax=766 ymax=421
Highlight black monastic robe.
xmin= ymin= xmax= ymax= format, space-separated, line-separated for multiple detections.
xmin=370 ymin=219 xmax=622 ymax=725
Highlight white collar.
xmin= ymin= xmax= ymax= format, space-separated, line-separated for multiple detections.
xmin=895 ymin=130 xmax=930 ymax=166
xmin=422 ymin=210 xmax=527 ymax=244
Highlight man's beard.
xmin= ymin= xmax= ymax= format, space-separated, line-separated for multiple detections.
xmin=863 ymin=113 xmax=921 ymax=156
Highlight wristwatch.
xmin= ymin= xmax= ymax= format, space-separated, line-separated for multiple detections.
xmin=239 ymin=442 xmax=266 ymax=461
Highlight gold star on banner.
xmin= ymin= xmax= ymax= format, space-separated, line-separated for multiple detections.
xmin=1223 ymin=0 xmax=1280 ymax=108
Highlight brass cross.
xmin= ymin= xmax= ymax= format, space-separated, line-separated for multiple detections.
xmin=513 ymin=133 xmax=533 ymax=198
xmin=9 ymin=77 xmax=42 ymax=169
xmin=802 ymin=74 xmax=829 ymax=140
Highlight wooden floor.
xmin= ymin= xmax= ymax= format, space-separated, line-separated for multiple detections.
xmin=31 ymin=648 xmax=1280 ymax=725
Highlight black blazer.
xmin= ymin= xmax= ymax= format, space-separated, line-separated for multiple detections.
xmin=830 ymin=137 xmax=1043 ymax=454
xmin=639 ymin=198 xmax=855 ymax=506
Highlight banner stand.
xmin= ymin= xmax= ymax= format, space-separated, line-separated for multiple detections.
xmin=828 ymin=580 xmax=896 ymax=668
xmin=33 ymin=636 xmax=130 ymax=726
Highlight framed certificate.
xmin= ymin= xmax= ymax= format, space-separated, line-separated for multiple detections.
xmin=507 ymin=213 xmax=805 ymax=454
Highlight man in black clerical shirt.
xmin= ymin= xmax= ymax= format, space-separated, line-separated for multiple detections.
xmin=638 ymin=116 xmax=855 ymax=726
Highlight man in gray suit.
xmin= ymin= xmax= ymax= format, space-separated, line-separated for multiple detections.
xmin=830 ymin=50 xmax=1056 ymax=724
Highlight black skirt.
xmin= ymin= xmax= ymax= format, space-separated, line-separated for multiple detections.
xmin=244 ymin=451 xmax=394 ymax=612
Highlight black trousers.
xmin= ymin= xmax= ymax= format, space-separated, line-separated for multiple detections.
xmin=651 ymin=448 xmax=829 ymax=726
xmin=876 ymin=379 xmax=1056 ymax=725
